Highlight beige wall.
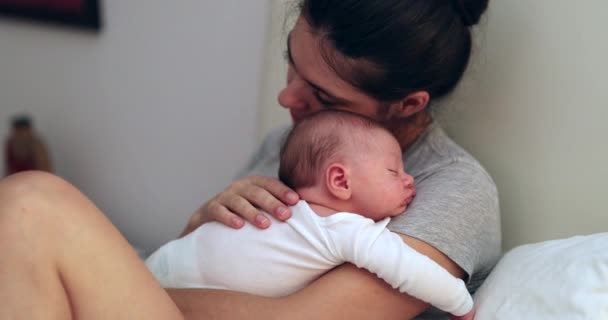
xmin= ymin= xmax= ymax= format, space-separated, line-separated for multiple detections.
xmin=259 ymin=0 xmax=608 ymax=250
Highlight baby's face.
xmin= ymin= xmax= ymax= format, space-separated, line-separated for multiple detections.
xmin=348 ymin=131 xmax=416 ymax=221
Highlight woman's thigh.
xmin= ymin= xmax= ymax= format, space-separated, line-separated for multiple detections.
xmin=0 ymin=171 xmax=183 ymax=320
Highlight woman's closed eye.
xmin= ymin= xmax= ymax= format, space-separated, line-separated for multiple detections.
xmin=313 ymin=89 xmax=338 ymax=108
xmin=283 ymin=48 xmax=338 ymax=108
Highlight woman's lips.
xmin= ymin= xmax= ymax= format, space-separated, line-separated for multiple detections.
xmin=290 ymin=111 xmax=301 ymax=123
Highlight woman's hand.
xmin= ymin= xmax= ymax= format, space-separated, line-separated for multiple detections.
xmin=179 ymin=176 xmax=300 ymax=237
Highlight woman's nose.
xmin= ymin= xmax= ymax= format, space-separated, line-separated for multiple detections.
xmin=278 ymin=79 xmax=309 ymax=110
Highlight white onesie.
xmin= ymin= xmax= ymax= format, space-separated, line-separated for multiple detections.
xmin=145 ymin=200 xmax=473 ymax=316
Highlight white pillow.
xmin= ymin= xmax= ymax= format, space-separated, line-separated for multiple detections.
xmin=474 ymin=232 xmax=608 ymax=320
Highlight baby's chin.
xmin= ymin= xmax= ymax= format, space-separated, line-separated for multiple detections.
xmin=388 ymin=205 xmax=408 ymax=217
xmin=366 ymin=206 xmax=407 ymax=221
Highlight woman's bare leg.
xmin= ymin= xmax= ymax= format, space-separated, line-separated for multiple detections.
xmin=0 ymin=171 xmax=183 ymax=320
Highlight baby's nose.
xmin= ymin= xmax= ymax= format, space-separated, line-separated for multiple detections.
xmin=403 ymin=173 xmax=414 ymax=188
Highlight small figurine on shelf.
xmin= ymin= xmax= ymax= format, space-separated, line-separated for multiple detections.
xmin=4 ymin=114 xmax=53 ymax=177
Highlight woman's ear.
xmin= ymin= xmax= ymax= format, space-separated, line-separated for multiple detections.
xmin=325 ymin=163 xmax=352 ymax=200
xmin=390 ymin=91 xmax=430 ymax=118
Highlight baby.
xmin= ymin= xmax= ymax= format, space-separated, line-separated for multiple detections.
xmin=145 ymin=110 xmax=474 ymax=318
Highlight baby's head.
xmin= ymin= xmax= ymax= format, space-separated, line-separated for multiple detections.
xmin=279 ymin=110 xmax=415 ymax=220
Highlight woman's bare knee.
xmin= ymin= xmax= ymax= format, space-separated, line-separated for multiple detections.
xmin=0 ymin=171 xmax=77 ymax=201
xmin=0 ymin=172 xmax=89 ymax=319
xmin=0 ymin=172 xmax=182 ymax=319
xmin=2 ymin=170 xmax=92 ymax=207
xmin=0 ymin=170 xmax=94 ymax=245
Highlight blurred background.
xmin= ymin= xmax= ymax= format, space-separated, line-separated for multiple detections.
xmin=1 ymin=0 xmax=607 ymax=252
xmin=0 ymin=1 xmax=270 ymax=250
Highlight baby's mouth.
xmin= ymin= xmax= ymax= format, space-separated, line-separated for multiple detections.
xmin=404 ymin=189 xmax=416 ymax=205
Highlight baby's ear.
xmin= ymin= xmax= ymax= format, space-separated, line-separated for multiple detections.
xmin=325 ymin=163 xmax=352 ymax=200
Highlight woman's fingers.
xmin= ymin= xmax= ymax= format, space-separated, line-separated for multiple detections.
xmin=222 ymin=192 xmax=271 ymax=229
xmin=250 ymin=176 xmax=300 ymax=205
xmin=206 ymin=201 xmax=246 ymax=229
xmin=247 ymin=176 xmax=300 ymax=220
xmin=181 ymin=176 xmax=299 ymax=235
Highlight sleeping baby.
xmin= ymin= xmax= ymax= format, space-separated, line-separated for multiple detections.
xmin=145 ymin=110 xmax=475 ymax=319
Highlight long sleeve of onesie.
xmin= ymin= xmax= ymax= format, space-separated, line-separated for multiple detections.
xmin=324 ymin=214 xmax=473 ymax=316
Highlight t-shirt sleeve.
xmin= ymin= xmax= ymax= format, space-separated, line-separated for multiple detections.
xmin=388 ymin=160 xmax=501 ymax=281
xmin=325 ymin=216 xmax=473 ymax=316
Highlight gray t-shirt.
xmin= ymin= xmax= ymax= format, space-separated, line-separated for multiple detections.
xmin=237 ymin=122 xmax=502 ymax=320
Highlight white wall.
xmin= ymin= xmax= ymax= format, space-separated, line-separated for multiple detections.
xmin=260 ymin=0 xmax=608 ymax=250
xmin=440 ymin=0 xmax=608 ymax=249
xmin=257 ymin=0 xmax=293 ymax=140
xmin=0 ymin=1 xmax=269 ymax=250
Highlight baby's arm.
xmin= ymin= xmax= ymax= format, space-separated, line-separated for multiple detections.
xmin=327 ymin=216 xmax=473 ymax=316
xmin=145 ymin=244 xmax=175 ymax=287
xmin=145 ymin=230 xmax=203 ymax=289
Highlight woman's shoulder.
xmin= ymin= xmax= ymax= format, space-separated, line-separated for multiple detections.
xmin=405 ymin=122 xmax=494 ymax=186
xmin=262 ymin=124 xmax=293 ymax=150
xmin=394 ymin=122 xmax=501 ymax=284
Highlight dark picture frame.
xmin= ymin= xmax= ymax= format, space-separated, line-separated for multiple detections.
xmin=0 ymin=0 xmax=101 ymax=31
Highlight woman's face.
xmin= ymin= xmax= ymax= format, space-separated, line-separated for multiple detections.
xmin=278 ymin=17 xmax=384 ymax=124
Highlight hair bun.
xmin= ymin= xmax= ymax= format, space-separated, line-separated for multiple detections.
xmin=454 ymin=0 xmax=489 ymax=27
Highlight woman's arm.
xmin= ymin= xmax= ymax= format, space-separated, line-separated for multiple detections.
xmin=330 ymin=219 xmax=472 ymax=316
xmin=168 ymin=234 xmax=465 ymax=320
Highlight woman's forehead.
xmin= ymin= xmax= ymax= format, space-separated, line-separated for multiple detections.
xmin=289 ymin=17 xmax=376 ymax=105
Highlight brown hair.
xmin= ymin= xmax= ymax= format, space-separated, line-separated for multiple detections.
xmin=298 ymin=0 xmax=489 ymax=103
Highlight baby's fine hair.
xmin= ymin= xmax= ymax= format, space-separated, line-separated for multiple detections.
xmin=278 ymin=110 xmax=392 ymax=189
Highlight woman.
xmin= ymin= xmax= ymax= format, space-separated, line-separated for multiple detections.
xmin=0 ymin=0 xmax=500 ymax=319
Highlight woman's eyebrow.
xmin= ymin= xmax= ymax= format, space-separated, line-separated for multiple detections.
xmin=286 ymin=32 xmax=350 ymax=104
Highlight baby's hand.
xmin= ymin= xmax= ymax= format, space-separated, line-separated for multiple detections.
xmin=451 ymin=308 xmax=475 ymax=320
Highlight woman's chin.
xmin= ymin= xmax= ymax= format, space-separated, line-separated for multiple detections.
xmin=290 ymin=111 xmax=301 ymax=124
